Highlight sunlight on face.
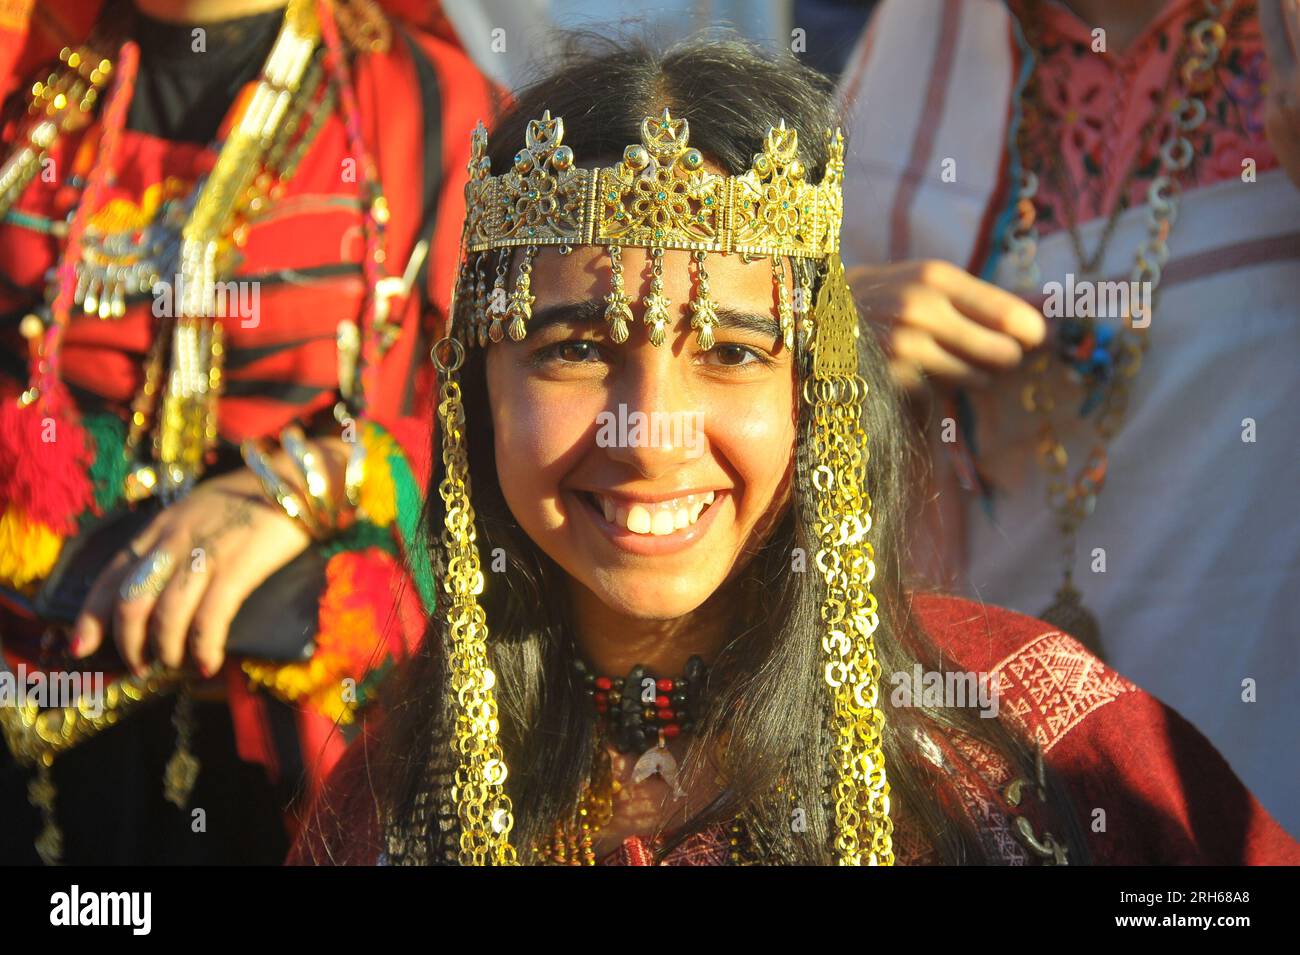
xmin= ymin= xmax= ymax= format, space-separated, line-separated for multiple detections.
xmin=485 ymin=244 xmax=798 ymax=621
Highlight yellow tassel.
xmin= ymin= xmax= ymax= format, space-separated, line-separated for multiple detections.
xmin=358 ymin=423 xmax=398 ymax=527
xmin=242 ymin=657 xmax=358 ymax=725
xmin=0 ymin=507 xmax=65 ymax=591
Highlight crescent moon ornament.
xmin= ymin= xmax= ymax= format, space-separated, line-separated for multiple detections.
xmin=631 ymin=735 xmax=686 ymax=800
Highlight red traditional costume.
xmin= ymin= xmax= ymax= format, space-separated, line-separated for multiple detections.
xmin=287 ymin=594 xmax=1300 ymax=865
xmin=0 ymin=0 xmax=500 ymax=863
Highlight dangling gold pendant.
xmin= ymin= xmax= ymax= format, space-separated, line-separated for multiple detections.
xmin=164 ymin=746 xmax=201 ymax=808
xmin=1039 ymin=583 xmax=1104 ymax=661
xmin=28 ymin=764 xmax=63 ymax=866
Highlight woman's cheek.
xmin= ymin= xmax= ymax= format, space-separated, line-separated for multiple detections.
xmin=715 ymin=392 xmax=794 ymax=491
xmin=494 ymin=387 xmax=597 ymax=518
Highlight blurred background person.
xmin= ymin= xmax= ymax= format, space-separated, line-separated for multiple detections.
xmin=0 ymin=0 xmax=495 ymax=863
xmin=837 ymin=0 xmax=1300 ymax=836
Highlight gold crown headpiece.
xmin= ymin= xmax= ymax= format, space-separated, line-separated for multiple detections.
xmin=450 ymin=107 xmax=845 ymax=351
xmin=428 ymin=108 xmax=892 ymax=866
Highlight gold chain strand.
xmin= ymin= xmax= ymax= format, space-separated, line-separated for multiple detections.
xmin=472 ymin=253 xmax=489 ymax=347
xmin=505 ymin=244 xmax=537 ymax=340
xmin=642 ymin=246 xmax=671 ymax=346
xmin=808 ymin=251 xmax=893 ymax=865
xmin=603 ymin=244 xmax=634 ymax=343
xmin=0 ymin=43 xmax=114 ymax=219
xmin=773 ymin=254 xmax=795 ymax=351
xmin=431 ymin=336 xmax=518 ymax=865
xmin=688 ymin=249 xmax=718 ymax=350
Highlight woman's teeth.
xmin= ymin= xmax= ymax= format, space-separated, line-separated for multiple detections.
xmin=594 ymin=491 xmax=716 ymax=536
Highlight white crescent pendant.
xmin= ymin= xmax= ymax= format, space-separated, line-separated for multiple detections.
xmin=631 ymin=744 xmax=686 ymax=799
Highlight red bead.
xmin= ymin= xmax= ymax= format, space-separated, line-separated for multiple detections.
xmin=595 ymin=700 xmax=608 ymax=713
xmin=655 ymin=694 xmax=670 ymax=708
xmin=656 ymin=678 xmax=673 ymax=692
xmin=594 ymin=690 xmax=607 ymax=703
xmin=595 ymin=676 xmax=612 ymax=690
xmin=657 ymin=708 xmax=675 ymax=721
xmin=663 ymin=724 xmax=681 ymax=739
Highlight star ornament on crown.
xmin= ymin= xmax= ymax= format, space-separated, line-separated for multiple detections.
xmin=451 ymin=107 xmax=847 ymax=352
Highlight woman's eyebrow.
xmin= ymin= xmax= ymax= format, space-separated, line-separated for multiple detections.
xmin=712 ymin=306 xmax=781 ymax=340
xmin=526 ymin=301 xmax=781 ymax=341
xmin=528 ymin=300 xmax=606 ymax=334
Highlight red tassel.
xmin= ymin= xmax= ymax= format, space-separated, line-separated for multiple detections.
xmin=0 ymin=382 xmax=96 ymax=534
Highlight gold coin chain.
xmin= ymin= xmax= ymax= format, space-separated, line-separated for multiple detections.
xmin=432 ymin=337 xmax=518 ymax=865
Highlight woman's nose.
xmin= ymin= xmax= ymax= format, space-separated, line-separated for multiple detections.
xmin=599 ymin=364 xmax=706 ymax=477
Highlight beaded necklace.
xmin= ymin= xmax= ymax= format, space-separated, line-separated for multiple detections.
xmin=534 ymin=655 xmax=791 ymax=866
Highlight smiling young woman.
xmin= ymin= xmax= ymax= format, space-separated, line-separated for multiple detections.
xmin=288 ymin=34 xmax=1300 ymax=867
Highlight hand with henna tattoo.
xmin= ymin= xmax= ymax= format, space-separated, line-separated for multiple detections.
xmin=70 ymin=437 xmax=352 ymax=677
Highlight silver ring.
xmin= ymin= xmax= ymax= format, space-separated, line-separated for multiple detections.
xmin=119 ymin=549 xmax=175 ymax=602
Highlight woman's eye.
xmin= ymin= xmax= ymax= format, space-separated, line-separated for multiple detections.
xmin=535 ymin=340 xmax=604 ymax=364
xmin=707 ymin=343 xmax=773 ymax=368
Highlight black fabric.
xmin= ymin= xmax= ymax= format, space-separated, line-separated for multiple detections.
xmin=127 ymin=8 xmax=286 ymax=143
xmin=219 ymin=378 xmax=329 ymax=403
xmin=0 ymin=697 xmax=290 ymax=864
xmin=224 ymin=334 xmax=337 ymax=371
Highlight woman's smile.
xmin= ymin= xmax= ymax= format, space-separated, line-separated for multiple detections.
xmin=565 ymin=487 xmax=730 ymax=556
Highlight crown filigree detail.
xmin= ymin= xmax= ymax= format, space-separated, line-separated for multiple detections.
xmin=454 ymin=108 xmax=844 ymax=349
xmin=464 ymin=107 xmax=843 ymax=257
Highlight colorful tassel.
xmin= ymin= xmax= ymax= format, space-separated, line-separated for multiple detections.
xmin=0 ymin=507 xmax=64 ymax=592
xmin=0 ymin=385 xmax=97 ymax=534
xmin=358 ymin=421 xmax=399 ymax=526
xmin=82 ymin=410 xmax=129 ymax=519
xmin=242 ymin=547 xmax=404 ymax=724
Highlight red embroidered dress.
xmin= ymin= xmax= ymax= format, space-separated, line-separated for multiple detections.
xmin=287 ymin=594 xmax=1300 ymax=866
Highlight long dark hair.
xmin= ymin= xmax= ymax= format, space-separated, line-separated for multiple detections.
xmin=374 ymin=33 xmax=1090 ymax=865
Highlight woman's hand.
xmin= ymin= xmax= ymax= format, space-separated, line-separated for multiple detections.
xmin=1261 ymin=0 xmax=1300 ymax=190
xmin=69 ymin=457 xmax=320 ymax=678
xmin=846 ymin=259 xmax=1046 ymax=394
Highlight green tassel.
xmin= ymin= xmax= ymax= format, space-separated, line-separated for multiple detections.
xmin=364 ymin=420 xmax=437 ymax=617
xmin=80 ymin=411 xmax=129 ymax=522
xmin=321 ymin=519 xmax=398 ymax=559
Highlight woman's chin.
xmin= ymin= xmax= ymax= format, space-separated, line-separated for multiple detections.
xmin=583 ymin=572 xmax=718 ymax=622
